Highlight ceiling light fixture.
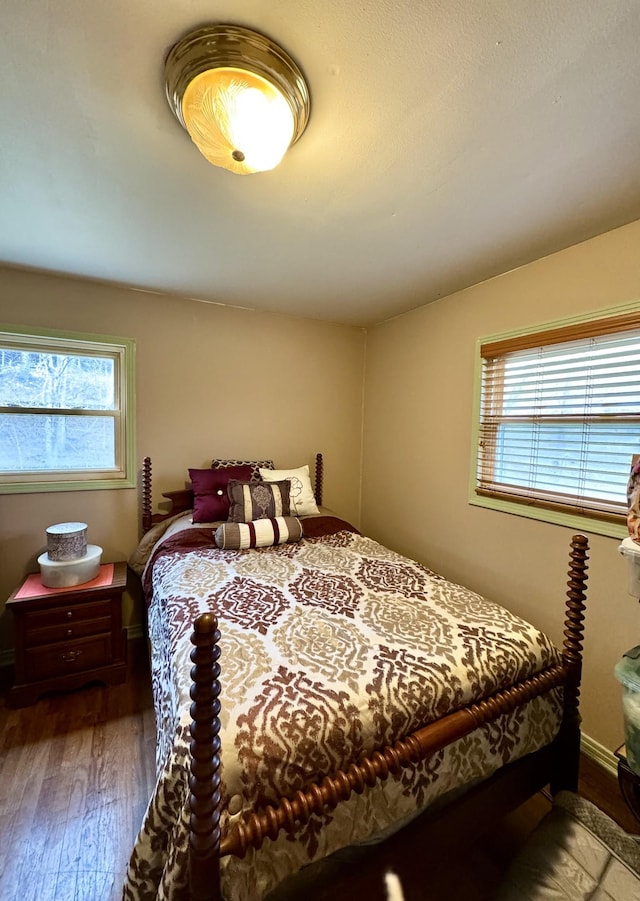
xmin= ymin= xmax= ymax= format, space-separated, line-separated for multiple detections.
xmin=165 ymin=24 xmax=311 ymax=175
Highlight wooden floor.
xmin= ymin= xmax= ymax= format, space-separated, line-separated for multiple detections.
xmin=0 ymin=641 xmax=637 ymax=901
xmin=0 ymin=640 xmax=156 ymax=901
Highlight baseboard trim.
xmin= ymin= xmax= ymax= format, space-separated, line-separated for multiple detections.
xmin=581 ymin=732 xmax=618 ymax=780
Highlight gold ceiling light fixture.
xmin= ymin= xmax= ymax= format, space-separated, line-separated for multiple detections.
xmin=165 ymin=24 xmax=311 ymax=175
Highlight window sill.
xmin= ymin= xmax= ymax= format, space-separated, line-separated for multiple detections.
xmin=468 ymin=491 xmax=628 ymax=540
xmin=0 ymin=477 xmax=136 ymax=495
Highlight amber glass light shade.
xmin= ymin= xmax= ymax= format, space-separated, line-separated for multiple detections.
xmin=182 ymin=69 xmax=295 ymax=175
xmin=165 ymin=25 xmax=310 ymax=176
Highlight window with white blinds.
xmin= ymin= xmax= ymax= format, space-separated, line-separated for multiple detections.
xmin=475 ymin=312 xmax=640 ymax=525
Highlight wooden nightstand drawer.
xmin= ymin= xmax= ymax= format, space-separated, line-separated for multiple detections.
xmin=24 ymin=616 xmax=112 ymax=648
xmin=23 ymin=599 xmax=113 ymax=631
xmin=25 ymin=633 xmax=112 ymax=681
xmin=6 ymin=561 xmax=129 ymax=707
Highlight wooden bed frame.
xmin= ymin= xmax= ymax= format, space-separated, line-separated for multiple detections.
xmin=139 ymin=454 xmax=589 ymax=901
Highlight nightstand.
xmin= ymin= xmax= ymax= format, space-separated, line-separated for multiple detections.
xmin=6 ymin=561 xmax=128 ymax=707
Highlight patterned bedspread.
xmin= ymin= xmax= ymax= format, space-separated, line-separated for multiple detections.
xmin=124 ymin=515 xmax=563 ymax=901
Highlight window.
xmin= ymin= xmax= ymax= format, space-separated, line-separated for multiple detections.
xmin=0 ymin=326 xmax=135 ymax=493
xmin=470 ymin=308 xmax=640 ymax=536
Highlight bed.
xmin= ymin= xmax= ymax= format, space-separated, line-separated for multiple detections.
xmin=124 ymin=453 xmax=589 ymax=901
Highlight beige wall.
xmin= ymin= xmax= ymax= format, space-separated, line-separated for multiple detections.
xmin=361 ymin=218 xmax=640 ymax=753
xmin=3 ymin=220 xmax=639 ymax=752
xmin=0 ymin=266 xmax=366 ymax=651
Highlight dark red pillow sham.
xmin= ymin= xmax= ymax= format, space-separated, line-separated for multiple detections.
xmin=189 ymin=464 xmax=253 ymax=522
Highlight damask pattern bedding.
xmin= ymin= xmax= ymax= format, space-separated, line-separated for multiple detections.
xmin=124 ymin=514 xmax=563 ymax=901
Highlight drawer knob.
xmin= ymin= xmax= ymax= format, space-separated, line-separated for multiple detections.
xmin=66 ymin=611 xmax=73 ymax=620
xmin=61 ymin=649 xmax=82 ymax=663
xmin=67 ymin=628 xmax=73 ymax=637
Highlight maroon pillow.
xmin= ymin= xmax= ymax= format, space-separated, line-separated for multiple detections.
xmin=189 ymin=465 xmax=252 ymax=522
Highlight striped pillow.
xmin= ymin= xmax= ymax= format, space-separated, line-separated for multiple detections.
xmin=227 ymin=479 xmax=291 ymax=523
xmin=214 ymin=517 xmax=303 ymax=549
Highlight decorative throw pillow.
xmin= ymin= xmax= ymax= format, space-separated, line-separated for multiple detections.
xmin=214 ymin=516 xmax=303 ymax=549
xmin=189 ymin=465 xmax=252 ymax=523
xmin=227 ymin=479 xmax=291 ymax=523
xmin=211 ymin=458 xmax=274 ymax=482
xmin=259 ymin=464 xmax=319 ymax=516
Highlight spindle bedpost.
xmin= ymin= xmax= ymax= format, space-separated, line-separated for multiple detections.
xmin=142 ymin=456 xmax=153 ymax=535
xmin=189 ymin=613 xmax=222 ymax=901
xmin=552 ymin=532 xmax=589 ymax=793
xmin=315 ymin=453 xmax=323 ymax=507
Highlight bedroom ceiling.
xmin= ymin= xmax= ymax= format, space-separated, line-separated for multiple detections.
xmin=1 ymin=1 xmax=640 ymax=328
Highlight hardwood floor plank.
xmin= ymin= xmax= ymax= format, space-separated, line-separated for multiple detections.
xmin=52 ymin=869 xmax=121 ymax=901
xmin=44 ymin=725 xmax=95 ymax=821
xmin=60 ymin=802 xmax=129 ymax=880
xmin=72 ymin=870 xmax=120 ymax=901
xmin=0 ymin=723 xmax=57 ymax=863
xmin=5 ymin=869 xmax=61 ymax=901
xmin=2 ymin=812 xmax=67 ymax=898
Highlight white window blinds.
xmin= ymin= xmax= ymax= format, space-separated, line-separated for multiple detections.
xmin=477 ymin=314 xmax=640 ymax=522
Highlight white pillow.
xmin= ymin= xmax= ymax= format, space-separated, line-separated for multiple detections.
xmin=259 ymin=464 xmax=319 ymax=516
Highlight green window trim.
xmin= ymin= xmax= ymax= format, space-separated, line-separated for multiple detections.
xmin=0 ymin=324 xmax=136 ymax=494
xmin=468 ymin=299 xmax=640 ymax=540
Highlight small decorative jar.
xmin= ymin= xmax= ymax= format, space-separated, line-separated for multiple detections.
xmin=46 ymin=522 xmax=88 ymax=561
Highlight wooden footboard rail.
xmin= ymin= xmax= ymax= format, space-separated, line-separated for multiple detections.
xmin=187 ymin=534 xmax=589 ymax=900
xmin=221 ymin=663 xmax=567 ymax=859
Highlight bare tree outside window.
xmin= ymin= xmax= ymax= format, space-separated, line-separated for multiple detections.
xmin=0 ymin=329 xmax=135 ymax=493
